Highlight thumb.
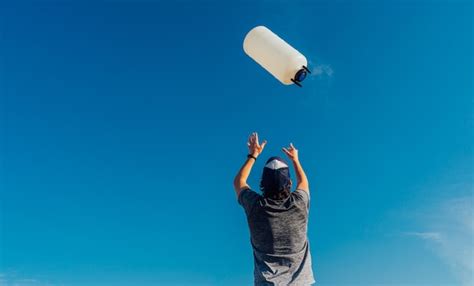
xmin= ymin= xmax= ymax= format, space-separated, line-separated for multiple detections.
xmin=261 ymin=140 xmax=267 ymax=149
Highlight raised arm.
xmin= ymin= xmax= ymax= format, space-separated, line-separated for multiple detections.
xmin=233 ymin=132 xmax=267 ymax=197
xmin=282 ymin=143 xmax=309 ymax=192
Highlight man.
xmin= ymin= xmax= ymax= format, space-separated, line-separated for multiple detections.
xmin=234 ymin=132 xmax=315 ymax=286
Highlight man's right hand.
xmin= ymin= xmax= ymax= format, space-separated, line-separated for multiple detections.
xmin=282 ymin=143 xmax=299 ymax=162
xmin=283 ymin=143 xmax=309 ymax=192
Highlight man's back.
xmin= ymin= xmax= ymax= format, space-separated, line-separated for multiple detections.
xmin=239 ymin=188 xmax=315 ymax=285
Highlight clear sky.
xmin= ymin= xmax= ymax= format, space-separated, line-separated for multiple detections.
xmin=1 ymin=1 xmax=472 ymax=285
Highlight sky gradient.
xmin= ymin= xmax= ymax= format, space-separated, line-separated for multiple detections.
xmin=1 ymin=1 xmax=473 ymax=285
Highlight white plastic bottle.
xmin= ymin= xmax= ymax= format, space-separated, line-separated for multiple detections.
xmin=243 ymin=26 xmax=309 ymax=86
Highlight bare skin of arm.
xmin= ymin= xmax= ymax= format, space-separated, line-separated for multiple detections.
xmin=282 ymin=143 xmax=309 ymax=192
xmin=233 ymin=132 xmax=267 ymax=198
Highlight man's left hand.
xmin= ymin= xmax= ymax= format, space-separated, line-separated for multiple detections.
xmin=247 ymin=132 xmax=267 ymax=158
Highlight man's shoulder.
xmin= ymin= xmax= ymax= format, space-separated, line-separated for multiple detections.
xmin=292 ymin=189 xmax=310 ymax=201
xmin=238 ymin=188 xmax=261 ymax=201
xmin=238 ymin=188 xmax=262 ymax=214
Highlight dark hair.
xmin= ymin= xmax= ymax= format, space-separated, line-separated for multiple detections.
xmin=265 ymin=188 xmax=291 ymax=200
xmin=260 ymin=181 xmax=291 ymax=200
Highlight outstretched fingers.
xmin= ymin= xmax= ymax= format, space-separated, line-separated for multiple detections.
xmin=247 ymin=132 xmax=267 ymax=153
xmin=249 ymin=133 xmax=256 ymax=145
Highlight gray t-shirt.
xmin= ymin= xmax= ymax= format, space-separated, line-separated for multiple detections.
xmin=238 ymin=188 xmax=315 ymax=286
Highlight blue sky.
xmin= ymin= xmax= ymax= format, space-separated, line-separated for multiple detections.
xmin=1 ymin=1 xmax=472 ymax=285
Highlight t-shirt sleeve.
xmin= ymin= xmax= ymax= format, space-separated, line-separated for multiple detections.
xmin=293 ymin=189 xmax=310 ymax=209
xmin=238 ymin=188 xmax=260 ymax=215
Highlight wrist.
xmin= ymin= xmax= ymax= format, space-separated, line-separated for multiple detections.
xmin=248 ymin=151 xmax=259 ymax=158
xmin=247 ymin=154 xmax=258 ymax=161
